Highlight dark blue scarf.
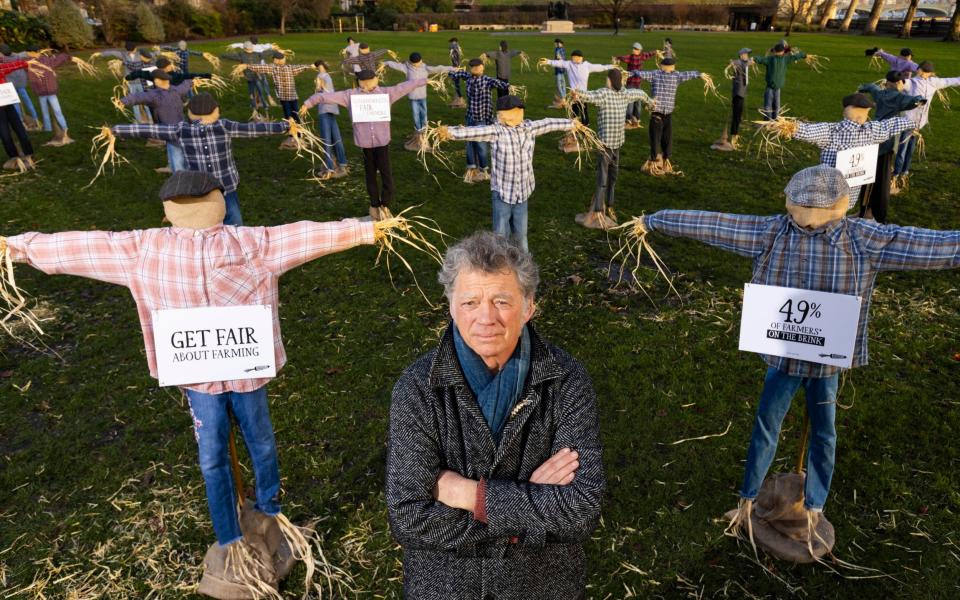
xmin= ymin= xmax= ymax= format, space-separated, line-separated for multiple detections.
xmin=453 ymin=324 xmax=531 ymax=444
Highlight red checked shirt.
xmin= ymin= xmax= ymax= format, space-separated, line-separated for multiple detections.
xmin=0 ymin=59 xmax=28 ymax=84
xmin=7 ymin=220 xmax=375 ymax=393
xmin=615 ymin=51 xmax=657 ymax=88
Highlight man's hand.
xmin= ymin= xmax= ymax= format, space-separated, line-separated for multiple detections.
xmin=433 ymin=470 xmax=479 ymax=512
xmin=530 ymin=448 xmax=580 ymax=485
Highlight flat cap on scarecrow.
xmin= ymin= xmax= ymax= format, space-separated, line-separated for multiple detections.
xmin=842 ymin=92 xmax=875 ymax=109
xmin=158 ymin=171 xmax=224 ymax=202
xmin=152 ymin=70 xmax=171 ymax=81
xmin=885 ymin=70 xmax=908 ymax=83
xmin=467 ymin=58 xmax=483 ymax=67
xmin=661 ymin=57 xmax=676 ymax=66
xmin=496 ymin=94 xmax=525 ymax=111
xmin=784 ymin=165 xmax=850 ymax=208
xmin=356 ymin=69 xmax=376 ymax=81
xmin=187 ymin=93 xmax=219 ymax=115
xmin=918 ymin=61 xmax=935 ymax=73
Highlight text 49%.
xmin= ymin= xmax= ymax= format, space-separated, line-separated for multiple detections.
xmin=779 ymin=299 xmax=822 ymax=324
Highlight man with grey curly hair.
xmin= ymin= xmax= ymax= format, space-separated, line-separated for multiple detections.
xmin=386 ymin=231 xmax=605 ymax=598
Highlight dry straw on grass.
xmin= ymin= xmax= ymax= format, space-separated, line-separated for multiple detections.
xmin=426 ymin=70 xmax=450 ymax=100
xmin=869 ymin=53 xmax=885 ymax=71
xmin=85 ymin=126 xmax=130 ymax=189
xmin=285 ymin=118 xmax=332 ymax=168
xmin=111 ymin=84 xmax=132 ymax=120
xmin=508 ymin=84 xmax=527 ymax=101
xmin=608 ymin=215 xmax=681 ymax=302
xmin=934 ymin=87 xmax=953 ymax=110
xmin=25 ymin=60 xmax=54 ymax=80
xmin=519 ymin=51 xmax=531 ymax=72
xmin=373 ymin=206 xmax=447 ymax=307
xmin=416 ymin=121 xmax=456 ymax=176
xmin=0 ymin=238 xmax=45 ymax=341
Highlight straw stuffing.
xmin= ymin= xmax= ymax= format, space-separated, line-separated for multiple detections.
xmin=85 ymin=126 xmax=130 ymax=188
xmin=373 ymin=206 xmax=448 ymax=307
xmin=608 ymin=215 xmax=681 ymax=302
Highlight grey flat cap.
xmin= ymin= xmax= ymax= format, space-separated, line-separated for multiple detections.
xmin=739 ymin=47 xmax=752 ymax=55
xmin=159 ymin=171 xmax=224 ymax=202
xmin=785 ymin=165 xmax=850 ymax=208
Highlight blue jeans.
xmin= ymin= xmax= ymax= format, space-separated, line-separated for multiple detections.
xmin=741 ymin=367 xmax=838 ymax=511
xmin=465 ymin=115 xmax=489 ymax=169
xmin=555 ymin=73 xmax=566 ymax=98
xmin=15 ymin=86 xmax=38 ymax=120
xmin=280 ymin=99 xmax=300 ymax=122
xmin=166 ymin=142 xmax=186 ymax=172
xmin=492 ymin=191 xmax=529 ymax=251
xmin=38 ymin=94 xmax=67 ymax=131
xmin=126 ymin=80 xmax=151 ymax=122
xmin=454 ymin=76 xmax=463 ymax=98
xmin=318 ymin=112 xmax=347 ymax=170
xmin=626 ymin=99 xmax=643 ymax=121
xmin=763 ymin=87 xmax=781 ymax=120
xmin=246 ymin=79 xmax=268 ymax=109
xmin=893 ymin=130 xmax=916 ymax=176
xmin=186 ymin=386 xmax=281 ymax=545
xmin=256 ymin=76 xmax=273 ymax=103
xmin=223 ymin=190 xmax=243 ymax=226
xmin=411 ymin=98 xmax=428 ymax=131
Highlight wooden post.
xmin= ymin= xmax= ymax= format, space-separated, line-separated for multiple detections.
xmin=229 ymin=427 xmax=246 ymax=503
xmin=796 ymin=409 xmax=810 ymax=474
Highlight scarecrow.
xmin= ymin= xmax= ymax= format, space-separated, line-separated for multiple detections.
xmin=310 ymin=60 xmax=350 ymax=180
xmin=301 ymin=69 xmax=426 ymax=221
xmin=107 ymin=93 xmax=291 ymax=226
xmin=236 ymin=51 xmax=316 ymax=149
xmin=864 ymin=47 xmax=918 ymax=75
xmin=23 ymin=45 xmax=96 ymax=147
xmin=756 ymin=92 xmax=916 ymax=209
xmin=753 ymin=42 xmax=808 ymax=120
xmin=571 ymin=69 xmax=652 ymax=229
xmin=340 ymin=43 xmax=391 ymax=79
xmin=447 ymin=58 xmax=510 ymax=183
xmin=662 ymin=38 xmax=676 ymax=60
xmin=540 ymin=50 xmax=616 ymax=152
xmin=431 ymin=94 xmax=579 ymax=251
xmin=384 ymin=52 xmax=456 ymax=151
xmin=624 ymin=164 xmax=960 ymax=562
xmin=341 ymin=36 xmax=361 ymax=80
xmin=631 ymin=57 xmax=714 ymax=175
xmin=221 ymin=42 xmax=277 ymax=121
xmin=0 ymin=58 xmax=38 ymax=172
xmin=483 ymin=40 xmax=527 ymax=99
xmin=712 ymin=47 xmax=753 ymax=152
xmin=0 ymin=43 xmax=40 ymax=130
xmin=160 ymin=40 xmax=220 ymax=76
xmin=127 ymin=56 xmax=212 ymax=87
xmin=614 ymin=42 xmax=660 ymax=128
xmin=856 ymin=71 xmax=925 ymax=222
xmin=0 ymin=169 xmax=444 ymax=599
xmin=448 ymin=37 xmax=466 ymax=108
xmin=92 ymin=42 xmax=155 ymax=123
xmin=119 ymin=69 xmax=202 ymax=174
xmin=550 ymin=38 xmax=567 ymax=108
xmin=891 ymin=61 xmax=960 ymax=193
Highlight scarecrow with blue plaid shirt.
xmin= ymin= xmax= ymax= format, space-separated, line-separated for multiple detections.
xmin=633 ymin=164 xmax=960 ymax=561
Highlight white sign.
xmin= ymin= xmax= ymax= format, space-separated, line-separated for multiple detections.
xmin=350 ymin=93 xmax=391 ymax=123
xmin=835 ymin=144 xmax=878 ymax=187
xmin=0 ymin=83 xmax=20 ymax=107
xmin=152 ymin=305 xmax=276 ymax=386
xmin=738 ymin=284 xmax=862 ymax=368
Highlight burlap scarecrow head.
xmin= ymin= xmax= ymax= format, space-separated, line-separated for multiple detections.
xmin=152 ymin=69 xmax=172 ymax=90
xmin=784 ymin=165 xmax=850 ymax=229
xmin=660 ymin=56 xmax=676 ymax=72
xmin=496 ymin=95 xmax=525 ymax=126
xmin=570 ymin=49 xmax=584 ymax=64
xmin=356 ymin=69 xmax=378 ymax=91
xmin=187 ymin=93 xmax=220 ymax=124
xmin=842 ymin=92 xmax=874 ymax=124
xmin=160 ymin=171 xmax=226 ymax=229
xmin=468 ymin=58 xmax=484 ymax=76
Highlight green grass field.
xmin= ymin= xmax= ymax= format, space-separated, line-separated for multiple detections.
xmin=1 ymin=30 xmax=959 ymax=598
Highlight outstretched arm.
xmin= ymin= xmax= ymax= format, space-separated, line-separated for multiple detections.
xmin=677 ymin=70 xmax=702 ymax=82
xmin=258 ymin=219 xmax=375 ymax=275
xmin=587 ymin=61 xmax=615 ymax=73
xmin=303 ymin=90 xmax=351 ymax=109
xmin=220 ymin=119 xmax=291 ymax=138
xmin=644 ymin=210 xmax=780 ymax=258
xmin=112 ymin=123 xmax=179 ymax=141
xmin=3 ymin=231 xmax=141 ymax=287
xmin=933 ymin=76 xmax=960 ymax=90
xmin=383 ymin=60 xmax=406 ymax=73
xmin=866 ymin=116 xmax=915 ymax=142
xmin=0 ymin=60 xmax=27 ymax=78
xmin=793 ymin=121 xmax=834 ymax=147
xmin=120 ymin=91 xmax=157 ymax=108
xmin=861 ymin=222 xmax=960 ymax=272
xmin=527 ymin=117 xmax=576 ymax=136
xmin=387 ymin=78 xmax=427 ymax=103
xmin=447 ymin=124 xmax=500 ymax=143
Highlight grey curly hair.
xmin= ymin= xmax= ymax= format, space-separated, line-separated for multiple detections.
xmin=438 ymin=231 xmax=539 ymax=302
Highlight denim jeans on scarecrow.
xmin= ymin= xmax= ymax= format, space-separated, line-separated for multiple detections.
xmin=763 ymin=87 xmax=781 ymax=120
xmin=223 ymin=190 xmax=243 ymax=226
xmin=15 ymin=85 xmax=38 ymax=121
xmin=318 ymin=112 xmax=347 ymax=171
xmin=556 ymin=73 xmax=566 ymax=98
xmin=465 ymin=115 xmax=490 ymax=170
xmin=491 ymin=190 xmax=529 ymax=251
xmin=410 ymin=98 xmax=428 ymax=131
xmin=740 ymin=367 xmax=838 ymax=511
xmin=166 ymin=141 xmax=187 ymax=172
xmin=893 ymin=130 xmax=916 ymax=176
xmin=38 ymin=94 xmax=67 ymax=132
xmin=186 ymin=386 xmax=281 ymax=546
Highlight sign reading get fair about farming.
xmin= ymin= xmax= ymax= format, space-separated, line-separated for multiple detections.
xmin=835 ymin=144 xmax=879 ymax=187
xmin=350 ymin=93 xmax=391 ymax=123
xmin=0 ymin=83 xmax=21 ymax=107
xmin=738 ymin=284 xmax=862 ymax=368
xmin=152 ymin=305 xmax=276 ymax=386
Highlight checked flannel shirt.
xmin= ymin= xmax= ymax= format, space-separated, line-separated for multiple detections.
xmin=6 ymin=220 xmax=375 ymax=394
xmin=384 ymin=61 xmax=454 ymax=100
xmin=447 ymin=118 xmax=575 ymax=203
xmin=99 ymin=49 xmax=152 ymax=74
xmin=341 ymin=49 xmax=389 ymax=74
xmin=447 ymin=72 xmax=509 ymax=124
xmin=161 ymin=46 xmax=203 ymax=73
xmin=0 ymin=59 xmax=26 ymax=85
xmin=645 ymin=210 xmax=960 ymax=378
xmin=112 ymin=120 xmax=290 ymax=194
xmin=903 ymin=75 xmax=960 ymax=129
xmin=794 ymin=116 xmax=915 ymax=205
xmin=244 ymin=63 xmax=313 ymax=101
xmin=632 ymin=69 xmax=700 ymax=115
xmin=577 ymin=87 xmax=651 ymax=149
xmin=615 ymin=51 xmax=658 ymax=88
xmin=877 ymin=50 xmax=919 ymax=75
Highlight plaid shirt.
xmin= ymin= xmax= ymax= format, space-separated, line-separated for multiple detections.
xmin=245 ymin=63 xmax=312 ymax=101
xmin=903 ymin=75 xmax=960 ymax=129
xmin=122 ymin=81 xmax=194 ymax=125
xmin=632 ymin=69 xmax=700 ymax=115
xmin=794 ymin=117 xmax=915 ymax=205
xmin=26 ymin=53 xmax=73 ymax=96
xmin=303 ymin=79 xmax=425 ymax=148
xmin=615 ymin=51 xmax=657 ymax=88
xmin=162 ymin=47 xmax=203 ymax=73
xmin=101 ymin=49 xmax=151 ymax=74
xmin=448 ymin=118 xmax=575 ymax=203
xmin=877 ymin=51 xmax=918 ymax=75
xmin=448 ymin=72 xmax=509 ymax=124
xmin=112 ymin=120 xmax=290 ymax=194
xmin=341 ymin=49 xmax=389 ymax=74
xmin=578 ymin=87 xmax=650 ymax=148
xmin=7 ymin=220 xmax=375 ymax=394
xmin=0 ymin=59 xmax=26 ymax=85
xmin=645 ymin=210 xmax=960 ymax=378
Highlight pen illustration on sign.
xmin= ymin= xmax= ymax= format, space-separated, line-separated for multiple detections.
xmin=244 ymin=365 xmax=272 ymax=372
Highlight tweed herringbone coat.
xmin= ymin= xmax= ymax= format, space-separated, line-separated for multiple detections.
xmin=386 ymin=324 xmax=605 ymax=599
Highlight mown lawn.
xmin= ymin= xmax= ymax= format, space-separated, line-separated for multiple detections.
xmin=1 ymin=30 xmax=958 ymax=598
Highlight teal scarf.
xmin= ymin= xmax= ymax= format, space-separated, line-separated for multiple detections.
xmin=453 ymin=324 xmax=531 ymax=444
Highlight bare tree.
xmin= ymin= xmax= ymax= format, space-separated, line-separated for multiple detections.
xmin=782 ymin=0 xmax=805 ymax=35
xmin=899 ymin=0 xmax=920 ymax=37
xmin=949 ymin=1 xmax=960 ymax=41
xmin=818 ymin=0 xmax=839 ymax=27
xmin=863 ymin=0 xmax=885 ymax=34
xmin=600 ymin=0 xmax=637 ymax=30
xmin=274 ymin=0 xmax=301 ymax=35
xmin=841 ymin=0 xmax=862 ymax=31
